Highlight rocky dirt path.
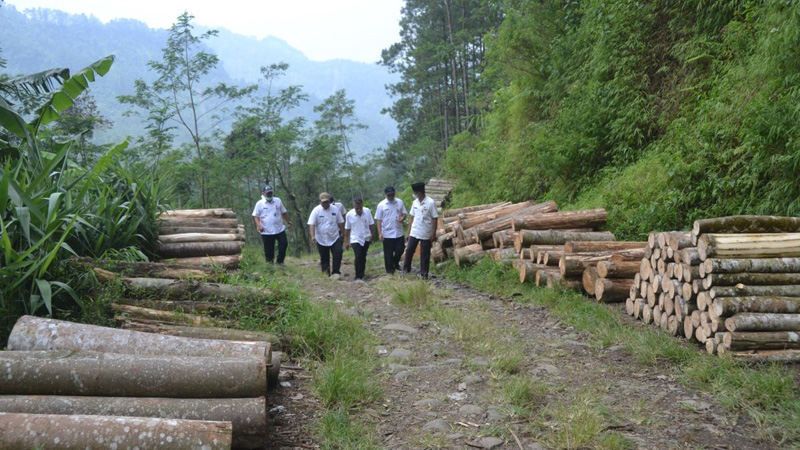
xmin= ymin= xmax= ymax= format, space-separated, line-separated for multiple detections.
xmin=274 ymin=254 xmax=774 ymax=450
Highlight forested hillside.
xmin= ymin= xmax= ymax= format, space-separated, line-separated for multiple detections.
xmin=383 ymin=1 xmax=800 ymax=239
xmin=0 ymin=5 xmax=398 ymax=153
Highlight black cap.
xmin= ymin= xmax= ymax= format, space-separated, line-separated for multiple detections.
xmin=384 ymin=186 xmax=396 ymax=195
xmin=411 ymin=182 xmax=425 ymax=193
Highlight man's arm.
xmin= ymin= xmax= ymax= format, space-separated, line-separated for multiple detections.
xmin=309 ymin=225 xmax=316 ymax=245
xmin=406 ymin=216 xmax=415 ymax=240
xmin=253 ymin=216 xmax=263 ymax=233
xmin=282 ymin=212 xmax=292 ymax=230
xmin=344 ymin=229 xmax=351 ymax=250
xmin=375 ymin=220 xmax=383 ymax=241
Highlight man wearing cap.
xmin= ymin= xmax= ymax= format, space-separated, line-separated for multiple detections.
xmin=344 ymin=198 xmax=375 ymax=281
xmin=307 ymin=192 xmax=345 ymax=278
xmin=374 ymin=186 xmax=407 ymax=274
xmin=403 ymin=182 xmax=438 ymax=279
xmin=252 ymin=185 xmax=291 ymax=265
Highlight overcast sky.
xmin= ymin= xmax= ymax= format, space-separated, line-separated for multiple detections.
xmin=5 ymin=0 xmax=405 ymax=63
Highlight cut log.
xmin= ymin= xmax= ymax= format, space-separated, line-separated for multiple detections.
xmin=110 ymin=304 xmax=233 ymax=327
xmin=653 ymin=307 xmax=663 ymax=327
xmin=665 ymin=232 xmax=693 ymax=251
xmin=625 ymin=298 xmax=635 ymax=316
xmin=703 ymin=257 xmax=800 ymax=274
xmin=519 ymin=262 xmax=545 ymax=284
xmin=159 ymin=217 xmax=239 ymax=229
xmin=0 ymin=412 xmax=232 ymax=450
xmin=535 ymin=268 xmax=561 ymax=287
xmin=692 ymin=215 xmax=800 ymax=240
xmin=633 ymin=298 xmax=645 ymax=319
xmin=0 ymin=350 xmax=266 ymax=397
xmin=542 ymin=250 xmax=565 ymax=266
xmin=438 ymin=232 xmax=455 ymax=249
xmin=76 ymin=258 xmax=219 ymax=280
xmin=564 ymin=241 xmax=645 ymax=253
xmin=532 ymin=245 xmax=561 ymax=263
xmin=681 ymin=264 xmax=700 ymax=283
xmin=711 ymin=296 xmax=800 ymax=318
xmin=118 ymin=320 xmax=277 ymax=343
xmin=684 ymin=317 xmax=695 ymax=341
xmin=678 ymin=248 xmax=701 ymax=266
xmin=115 ymin=298 xmax=249 ymax=314
xmin=596 ymin=260 xmax=640 ymax=279
xmin=95 ymin=270 xmax=272 ymax=301
xmin=162 ymin=208 xmax=237 ymax=219
xmin=595 ymin=278 xmax=634 ymax=303
xmin=163 ymin=254 xmax=243 ymax=269
xmin=730 ymin=349 xmax=800 ymax=363
xmin=156 ymin=241 xmax=244 ymax=259
xmin=559 ymin=249 xmax=646 ymax=277
xmin=642 ymin=305 xmax=654 ymax=324
xmin=546 ymin=275 xmax=583 ymax=290
xmin=432 ymin=242 xmax=447 ymax=263
xmin=0 ymin=396 xmax=263 ymax=449
xmin=724 ymin=313 xmax=800 ymax=332
xmin=723 ymin=331 xmax=800 ymax=351
xmin=582 ymin=267 xmax=600 ymax=295
xmin=710 ymin=284 xmax=800 ymax=299
xmin=489 ymin=248 xmax=518 ymax=262
xmin=160 ymin=226 xmax=245 ymax=235
xmin=444 ymin=202 xmax=511 ymax=218
xmin=160 ymin=233 xmax=244 ymax=244
xmin=668 ymin=315 xmax=682 ymax=337
xmin=492 ymin=230 xmax=517 ymax=249
xmin=454 ymin=244 xmax=485 ymax=267
xmin=511 ymin=208 xmax=607 ymax=232
xmin=519 ymin=248 xmax=532 ymax=260
xmin=697 ymin=233 xmax=800 ymax=261
xmin=702 ymin=272 xmax=800 ymax=290
xmin=469 ymin=202 xmax=559 ymax=244
xmin=458 ymin=200 xmax=550 ymax=230
xmin=512 ymin=230 xmax=615 ymax=247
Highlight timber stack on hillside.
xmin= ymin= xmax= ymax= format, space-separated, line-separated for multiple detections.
xmin=1 ymin=315 xmax=279 ymax=449
xmin=426 ymin=178 xmax=458 ymax=210
xmin=156 ymin=208 xmax=245 ymax=269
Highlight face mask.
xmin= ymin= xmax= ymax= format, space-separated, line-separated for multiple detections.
xmin=266 ymin=194 xmax=273 ymax=202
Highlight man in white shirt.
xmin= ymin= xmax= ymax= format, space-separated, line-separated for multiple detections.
xmin=374 ymin=186 xmax=407 ymax=274
xmin=252 ymin=185 xmax=291 ymax=265
xmin=403 ymin=182 xmax=438 ymax=279
xmin=307 ymin=192 xmax=345 ymax=278
xmin=344 ymin=198 xmax=375 ymax=281
xmin=330 ymin=196 xmax=346 ymax=222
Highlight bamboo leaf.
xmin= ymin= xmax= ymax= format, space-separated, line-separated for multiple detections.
xmin=34 ymin=279 xmax=53 ymax=315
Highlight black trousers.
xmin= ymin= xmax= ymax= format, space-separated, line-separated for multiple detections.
xmin=403 ymin=236 xmax=432 ymax=278
xmin=317 ymin=238 xmax=343 ymax=275
xmin=352 ymin=242 xmax=370 ymax=279
xmin=382 ymin=236 xmax=405 ymax=274
xmin=260 ymin=231 xmax=288 ymax=264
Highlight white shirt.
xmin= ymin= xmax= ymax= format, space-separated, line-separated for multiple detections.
xmin=374 ymin=198 xmax=407 ymax=239
xmin=252 ymin=196 xmax=288 ymax=235
xmin=345 ymin=207 xmax=374 ymax=246
xmin=307 ymin=204 xmax=344 ymax=246
xmin=409 ymin=195 xmax=438 ymax=240
xmin=333 ymin=202 xmax=345 ymax=222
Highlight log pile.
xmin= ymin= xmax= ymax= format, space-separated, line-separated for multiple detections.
xmin=1 ymin=315 xmax=278 ymax=448
xmin=157 ymin=208 xmax=245 ymax=269
xmin=691 ymin=216 xmax=800 ymax=360
xmin=426 ymin=178 xmax=458 ymax=210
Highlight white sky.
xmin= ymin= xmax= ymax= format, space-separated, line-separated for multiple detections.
xmin=5 ymin=0 xmax=405 ymax=63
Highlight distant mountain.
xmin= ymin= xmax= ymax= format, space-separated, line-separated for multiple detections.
xmin=0 ymin=5 xmax=398 ymax=155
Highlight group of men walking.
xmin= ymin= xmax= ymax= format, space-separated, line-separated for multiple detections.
xmin=252 ymin=182 xmax=439 ymax=280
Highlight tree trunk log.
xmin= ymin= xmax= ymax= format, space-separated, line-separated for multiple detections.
xmin=712 ymin=296 xmax=800 ymax=318
xmin=160 ymin=233 xmax=245 ymax=244
xmin=512 ymin=230 xmax=615 ymax=246
xmin=0 ymin=396 xmax=263 ymax=449
xmin=159 ymin=217 xmax=239 ymax=229
xmin=564 ymin=241 xmax=646 ymax=253
xmin=519 ymin=248 xmax=532 ymax=260
xmin=157 ymin=241 xmax=244 ymax=259
xmin=724 ymin=313 xmax=800 ymax=332
xmin=710 ymin=284 xmax=800 ymax=299
xmin=115 ymin=298 xmax=252 ymax=315
xmin=697 ymin=233 xmax=800 ymax=260
xmin=118 ymin=320 xmax=277 ymax=343
xmin=162 ymin=208 xmax=237 ymax=219
xmin=559 ymin=250 xmax=645 ymax=277
xmin=542 ymin=250 xmax=565 ymax=266
xmin=535 ymin=268 xmax=560 ymax=287
xmin=492 ymin=230 xmax=517 ymax=249
xmin=669 ymin=315 xmax=682 ymax=337
xmin=596 ymin=261 xmax=640 ymax=278
xmin=76 ymin=258 xmax=218 ymax=280
xmin=469 ymin=201 xmax=559 ymax=243
xmin=458 ymin=200 xmax=549 ymax=229
xmin=438 ymin=232 xmax=455 ymax=249
xmin=595 ymin=278 xmax=634 ymax=303
xmin=703 ymin=257 xmax=800 ymax=275
xmin=665 ymin=232 xmax=693 ymax=251
xmin=0 ymin=350 xmax=267 ymax=398
xmin=444 ymin=202 xmax=510 ymax=218
xmin=702 ymin=272 xmax=800 ymax=290
xmin=110 ymin=304 xmax=233 ymax=327
xmin=546 ymin=275 xmax=582 ymax=290
xmin=160 ymin=226 xmax=245 ymax=235
xmin=95 ymin=270 xmax=272 ymax=301
xmin=489 ymin=248 xmax=518 ymax=262
xmin=454 ymin=244 xmax=485 ymax=267
xmin=511 ymin=209 xmax=607 ymax=232
xmin=163 ymin=254 xmax=243 ymax=269
xmin=692 ymin=215 xmax=800 ymax=241
xmin=0 ymin=412 xmax=232 ymax=450
xmin=582 ymin=267 xmax=599 ymax=295
xmin=532 ymin=245 xmax=561 ymax=264
xmin=519 ymin=262 xmax=546 ymax=284
xmin=723 ymin=331 xmax=800 ymax=351
xmin=677 ymin=248 xmax=701 ymax=266
xmin=729 ymin=349 xmax=800 ymax=363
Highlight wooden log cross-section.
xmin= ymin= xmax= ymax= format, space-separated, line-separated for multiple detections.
xmin=0 ymin=413 xmax=233 ymax=450
xmin=0 ymin=396 xmax=264 ymax=449
xmin=595 ymin=278 xmax=635 ymax=303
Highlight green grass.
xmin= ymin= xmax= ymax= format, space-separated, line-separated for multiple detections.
xmin=495 ymin=374 xmax=549 ymax=420
xmin=317 ymin=407 xmax=380 ymax=450
xmin=437 ymin=258 xmax=800 ymax=446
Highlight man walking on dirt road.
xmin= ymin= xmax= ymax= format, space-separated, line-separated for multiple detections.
xmin=307 ymin=192 xmax=345 ymax=279
xmin=374 ymin=186 xmax=407 ymax=274
xmin=403 ymin=182 xmax=438 ymax=279
xmin=252 ymin=185 xmax=291 ymax=265
xmin=344 ymin=198 xmax=375 ymax=281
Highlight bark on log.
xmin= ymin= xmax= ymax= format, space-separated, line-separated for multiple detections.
xmin=582 ymin=267 xmax=599 ymax=295
xmin=534 ymin=268 xmax=560 ymax=287
xmin=110 ymin=304 xmax=233 ymax=327
xmin=532 ymin=245 xmax=561 ymax=264
xmin=710 ymin=284 xmax=800 ymax=299
xmin=703 ymin=257 xmax=800 ymax=274
xmin=546 ymin=275 xmax=582 ymax=290
xmin=665 ymin=232 xmax=693 ymax=251
xmin=489 ymin=248 xmax=518 ymax=261
xmin=559 ymin=250 xmax=646 ymax=277
xmin=724 ymin=313 xmax=800 ymax=332
xmin=511 ymin=209 xmax=607 ymax=232
xmin=702 ymin=272 xmax=800 ymax=290
xmin=160 ymin=233 xmax=244 ymax=244
xmin=115 ymin=298 xmax=246 ymax=315
xmin=729 ymin=349 xmax=800 ymax=363
xmin=454 ymin=244 xmax=485 ymax=267
xmin=697 ymin=233 xmax=800 ymax=260
xmin=519 ymin=248 xmax=532 ymax=260
xmin=723 ymin=331 xmax=800 ymax=351
xmin=595 ymin=278 xmax=634 ymax=303
xmin=0 ymin=350 xmax=267 ymax=398
xmin=0 ymin=396 xmax=263 ymax=449
xmin=492 ymin=230 xmax=517 ymax=249
xmin=692 ymin=215 xmax=800 ymax=241
xmin=678 ymin=248 xmax=701 ymax=266
xmin=711 ymin=296 xmax=800 ymax=318
xmin=564 ymin=241 xmax=645 ymax=253
xmin=163 ymin=254 xmax=243 ymax=269
xmin=458 ymin=200 xmax=547 ymax=229
xmin=160 ymin=226 xmax=246 ymax=235
xmin=77 ymin=258 xmax=219 ymax=281
xmin=162 ymin=208 xmax=237 ymax=219
xmin=159 ymin=217 xmax=239 ymax=229
xmin=438 ymin=232 xmax=455 ymax=249
xmin=156 ymin=241 xmax=244 ymax=259
xmin=512 ymin=230 xmax=615 ymax=246
xmin=519 ymin=262 xmax=546 ymax=284
xmin=444 ymin=202 xmax=510 ymax=218
xmin=470 ymin=201 xmax=559 ymax=244
xmin=681 ymin=264 xmax=700 ymax=283
xmin=596 ymin=261 xmax=640 ymax=278
xmin=0 ymin=412 xmax=233 ymax=450
xmin=95 ymin=270 xmax=272 ymax=301
xmin=118 ymin=320 xmax=277 ymax=344
xmin=542 ymin=250 xmax=565 ymax=266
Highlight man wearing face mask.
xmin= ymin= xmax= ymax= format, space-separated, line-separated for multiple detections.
xmin=403 ymin=182 xmax=438 ymax=279
xmin=308 ymin=192 xmax=345 ymax=278
xmin=252 ymin=185 xmax=291 ymax=265
xmin=374 ymin=186 xmax=407 ymax=274
xmin=344 ymin=197 xmax=375 ymax=281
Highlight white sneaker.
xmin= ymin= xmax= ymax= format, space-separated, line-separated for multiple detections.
xmin=331 ymin=273 xmax=341 ymax=280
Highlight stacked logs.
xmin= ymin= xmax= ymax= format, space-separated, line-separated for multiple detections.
xmin=426 ymin=178 xmax=458 ymax=209
xmin=157 ymin=208 xmax=245 ymax=269
xmin=1 ymin=315 xmax=279 ymax=449
xmin=691 ymin=216 xmax=800 ymax=360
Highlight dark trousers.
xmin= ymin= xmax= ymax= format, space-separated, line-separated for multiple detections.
xmin=382 ymin=236 xmax=405 ymax=274
xmin=260 ymin=231 xmax=288 ymax=264
xmin=352 ymin=242 xmax=370 ymax=279
xmin=317 ymin=238 xmax=343 ymax=275
xmin=403 ymin=236 xmax=432 ymax=278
